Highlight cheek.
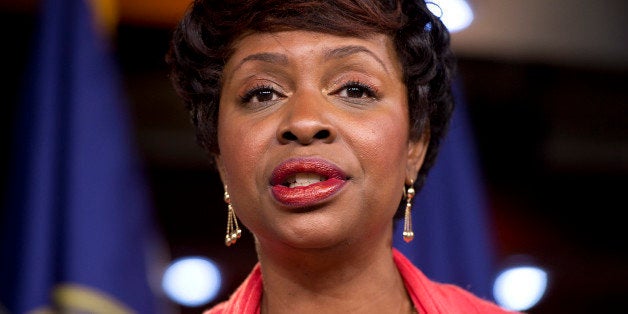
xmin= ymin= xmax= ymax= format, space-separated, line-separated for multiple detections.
xmin=353 ymin=109 xmax=409 ymax=171
xmin=348 ymin=113 xmax=409 ymax=217
xmin=216 ymin=111 xmax=270 ymax=194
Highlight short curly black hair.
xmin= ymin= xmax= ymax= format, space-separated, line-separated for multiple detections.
xmin=166 ymin=0 xmax=456 ymax=194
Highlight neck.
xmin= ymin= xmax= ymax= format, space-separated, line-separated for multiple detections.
xmin=255 ymin=234 xmax=414 ymax=314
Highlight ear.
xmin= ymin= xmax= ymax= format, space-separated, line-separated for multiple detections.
xmin=406 ymin=131 xmax=430 ymax=185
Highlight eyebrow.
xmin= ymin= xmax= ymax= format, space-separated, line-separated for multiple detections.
xmin=324 ymin=45 xmax=389 ymax=73
xmin=232 ymin=52 xmax=289 ymax=72
xmin=230 ymin=45 xmax=389 ymax=73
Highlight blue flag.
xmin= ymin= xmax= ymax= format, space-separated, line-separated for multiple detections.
xmin=0 ymin=0 xmax=160 ymax=312
xmin=394 ymin=81 xmax=497 ymax=301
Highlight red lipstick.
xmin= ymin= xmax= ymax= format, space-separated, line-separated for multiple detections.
xmin=270 ymin=157 xmax=347 ymax=207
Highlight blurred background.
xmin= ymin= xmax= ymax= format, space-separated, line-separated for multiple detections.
xmin=1 ymin=0 xmax=626 ymax=313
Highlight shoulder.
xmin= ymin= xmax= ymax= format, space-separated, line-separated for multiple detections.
xmin=203 ymin=302 xmax=227 ymax=314
xmin=430 ymin=282 xmax=517 ymax=313
xmin=201 ymin=263 xmax=263 ymax=314
xmin=393 ymin=249 xmax=518 ymax=313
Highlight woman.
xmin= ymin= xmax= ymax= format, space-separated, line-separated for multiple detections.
xmin=167 ymin=0 xmax=517 ymax=313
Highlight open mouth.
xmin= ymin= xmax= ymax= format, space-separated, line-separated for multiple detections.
xmin=270 ymin=157 xmax=347 ymax=187
xmin=270 ymin=157 xmax=348 ymax=207
xmin=284 ymin=173 xmax=326 ymax=188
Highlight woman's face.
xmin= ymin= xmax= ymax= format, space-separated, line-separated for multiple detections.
xmin=216 ymin=31 xmax=428 ymax=250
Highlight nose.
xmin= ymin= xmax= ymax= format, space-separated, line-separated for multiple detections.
xmin=276 ymin=90 xmax=336 ymax=145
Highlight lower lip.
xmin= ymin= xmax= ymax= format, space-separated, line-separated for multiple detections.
xmin=271 ymin=178 xmax=346 ymax=207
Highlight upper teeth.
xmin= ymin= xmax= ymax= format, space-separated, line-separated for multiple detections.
xmin=286 ymin=173 xmax=325 ymax=188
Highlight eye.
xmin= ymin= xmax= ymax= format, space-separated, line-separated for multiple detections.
xmin=335 ymin=81 xmax=378 ymax=99
xmin=240 ymin=86 xmax=284 ymax=104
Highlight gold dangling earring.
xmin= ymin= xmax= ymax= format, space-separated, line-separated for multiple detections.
xmin=224 ymin=186 xmax=242 ymax=246
xmin=403 ymin=180 xmax=415 ymax=243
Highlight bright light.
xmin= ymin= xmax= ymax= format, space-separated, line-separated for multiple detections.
xmin=162 ymin=256 xmax=222 ymax=307
xmin=427 ymin=0 xmax=474 ymax=33
xmin=493 ymin=266 xmax=548 ymax=311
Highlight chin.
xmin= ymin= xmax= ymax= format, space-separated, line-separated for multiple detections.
xmin=263 ymin=220 xmax=353 ymax=251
